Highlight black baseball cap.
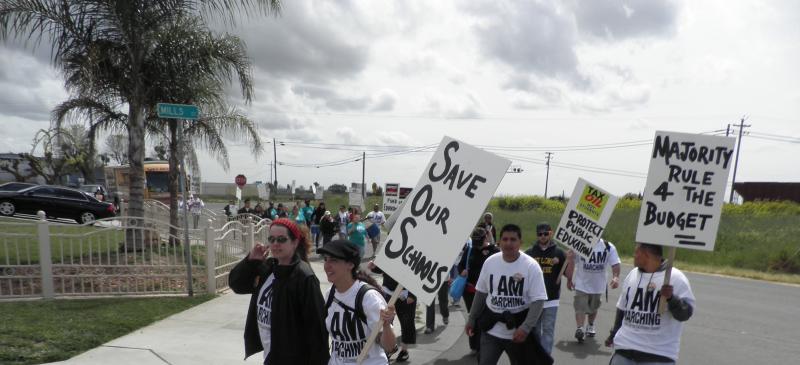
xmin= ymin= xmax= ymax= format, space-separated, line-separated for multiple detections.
xmin=317 ymin=240 xmax=361 ymax=264
xmin=536 ymin=222 xmax=552 ymax=232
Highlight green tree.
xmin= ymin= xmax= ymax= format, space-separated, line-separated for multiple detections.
xmin=0 ymin=0 xmax=281 ymax=225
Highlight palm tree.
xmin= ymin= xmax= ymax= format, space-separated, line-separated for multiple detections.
xmin=0 ymin=0 xmax=280 ymax=227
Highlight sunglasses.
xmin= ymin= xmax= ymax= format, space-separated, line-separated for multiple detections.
xmin=267 ymin=236 xmax=291 ymax=244
xmin=537 ymin=232 xmax=550 ymax=237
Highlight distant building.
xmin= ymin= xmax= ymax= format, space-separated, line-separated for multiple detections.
xmin=0 ymin=153 xmax=45 ymax=184
xmin=733 ymin=182 xmax=800 ymax=203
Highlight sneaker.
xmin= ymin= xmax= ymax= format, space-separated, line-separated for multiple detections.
xmin=575 ymin=327 xmax=585 ymax=343
xmin=386 ymin=345 xmax=399 ymax=360
xmin=443 ymin=317 xmax=449 ymax=325
xmin=396 ymin=350 xmax=410 ymax=362
xmin=424 ymin=327 xmax=434 ymax=334
xmin=586 ymin=324 xmax=596 ymax=337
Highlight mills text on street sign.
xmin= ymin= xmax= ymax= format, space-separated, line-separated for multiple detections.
xmin=157 ymin=103 xmax=199 ymax=120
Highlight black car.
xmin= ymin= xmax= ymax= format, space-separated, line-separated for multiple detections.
xmin=0 ymin=185 xmax=116 ymax=224
xmin=0 ymin=182 xmax=36 ymax=192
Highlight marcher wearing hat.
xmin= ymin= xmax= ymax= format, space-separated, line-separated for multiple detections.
xmin=457 ymin=227 xmax=500 ymax=353
xmin=229 ymin=218 xmax=329 ymax=364
xmin=524 ymin=222 xmax=572 ymax=355
xmin=319 ymin=211 xmax=337 ymax=246
xmin=319 ymin=240 xmax=396 ymax=365
xmin=478 ymin=212 xmax=497 ymax=244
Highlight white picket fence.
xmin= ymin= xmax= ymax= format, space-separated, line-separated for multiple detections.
xmin=0 ymin=210 xmax=270 ymax=300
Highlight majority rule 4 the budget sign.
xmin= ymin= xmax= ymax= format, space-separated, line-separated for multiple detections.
xmin=553 ymin=178 xmax=619 ymax=261
xmin=373 ymin=136 xmax=510 ymax=305
xmin=636 ymin=131 xmax=735 ymax=251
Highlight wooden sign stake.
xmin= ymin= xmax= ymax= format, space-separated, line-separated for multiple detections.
xmin=357 ymin=285 xmax=403 ymax=364
xmin=657 ymin=247 xmax=677 ymax=314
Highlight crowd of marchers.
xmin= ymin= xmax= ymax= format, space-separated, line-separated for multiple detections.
xmin=227 ymin=206 xmax=695 ymax=365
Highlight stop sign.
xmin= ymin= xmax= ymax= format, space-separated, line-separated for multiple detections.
xmin=235 ymin=174 xmax=247 ymax=188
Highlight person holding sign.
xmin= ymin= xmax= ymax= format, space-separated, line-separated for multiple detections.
xmin=457 ymin=226 xmax=500 ymax=353
xmin=524 ymin=222 xmax=571 ymax=355
xmin=318 ymin=240 xmax=397 ymax=365
xmin=566 ymin=238 xmax=621 ymax=343
xmin=606 ymin=243 xmax=695 ymax=364
xmin=465 ymin=224 xmax=551 ymax=365
xmin=228 ymin=218 xmax=330 ymax=364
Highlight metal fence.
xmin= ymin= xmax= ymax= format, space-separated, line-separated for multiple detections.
xmin=0 ymin=210 xmax=259 ymax=300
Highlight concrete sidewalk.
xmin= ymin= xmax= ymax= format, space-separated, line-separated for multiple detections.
xmin=48 ymin=257 xmax=466 ymax=365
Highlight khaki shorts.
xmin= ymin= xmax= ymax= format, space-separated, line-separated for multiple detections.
xmin=574 ymin=290 xmax=602 ymax=314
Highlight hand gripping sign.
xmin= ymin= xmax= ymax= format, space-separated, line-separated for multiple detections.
xmin=553 ymin=178 xmax=619 ymax=262
xmin=635 ymin=131 xmax=735 ymax=312
xmin=359 ymin=136 xmax=509 ymax=363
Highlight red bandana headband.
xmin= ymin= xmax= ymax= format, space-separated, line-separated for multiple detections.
xmin=270 ymin=218 xmax=303 ymax=241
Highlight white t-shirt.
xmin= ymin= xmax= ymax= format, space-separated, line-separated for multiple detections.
xmin=366 ymin=211 xmax=385 ymax=225
xmin=256 ymin=274 xmax=275 ymax=361
xmin=326 ymin=281 xmax=389 ymax=365
xmin=574 ymin=240 xmax=621 ymax=294
xmin=614 ymin=267 xmax=695 ymax=361
xmin=476 ymin=252 xmax=548 ymax=339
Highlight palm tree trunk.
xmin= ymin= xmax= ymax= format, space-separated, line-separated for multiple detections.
xmin=168 ymin=119 xmax=181 ymax=246
xmin=125 ymin=99 xmax=146 ymax=251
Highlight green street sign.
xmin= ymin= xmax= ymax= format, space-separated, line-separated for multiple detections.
xmin=157 ymin=103 xmax=199 ymax=120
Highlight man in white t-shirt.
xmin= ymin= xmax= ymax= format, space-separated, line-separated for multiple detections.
xmin=365 ymin=204 xmax=385 ymax=254
xmin=606 ymin=243 xmax=695 ymax=364
xmin=465 ymin=224 xmax=551 ymax=365
xmin=567 ymin=238 xmax=621 ymax=342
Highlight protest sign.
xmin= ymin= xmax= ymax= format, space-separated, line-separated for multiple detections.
xmin=553 ymin=178 xmax=619 ymax=261
xmin=383 ymin=183 xmax=400 ymax=214
xmin=314 ymin=185 xmax=324 ymax=200
xmin=349 ymin=185 xmax=364 ymax=210
xmin=256 ymin=182 xmax=269 ymax=200
xmin=383 ymin=184 xmax=413 ymax=215
xmin=373 ymin=136 xmax=510 ymax=305
xmin=636 ymin=131 xmax=735 ymax=251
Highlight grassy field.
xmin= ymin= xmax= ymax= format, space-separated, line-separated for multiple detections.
xmin=490 ymin=197 xmax=800 ymax=276
xmin=0 ymin=295 xmax=214 ymax=365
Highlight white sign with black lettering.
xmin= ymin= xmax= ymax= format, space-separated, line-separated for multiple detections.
xmin=373 ymin=136 xmax=510 ymax=305
xmin=553 ymin=178 xmax=619 ymax=261
xmin=636 ymin=131 xmax=735 ymax=251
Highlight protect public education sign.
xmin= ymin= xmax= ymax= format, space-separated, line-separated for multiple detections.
xmin=373 ymin=136 xmax=510 ymax=305
xmin=553 ymin=178 xmax=619 ymax=261
xmin=636 ymin=131 xmax=735 ymax=251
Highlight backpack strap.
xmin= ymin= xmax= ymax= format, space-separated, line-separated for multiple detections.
xmin=326 ymin=284 xmax=379 ymax=324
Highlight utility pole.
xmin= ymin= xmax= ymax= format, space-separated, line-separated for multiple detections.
xmin=725 ymin=124 xmax=731 ymax=137
xmin=273 ymin=138 xmax=278 ymax=194
xmin=544 ymin=152 xmax=553 ymax=198
xmin=729 ymin=118 xmax=750 ymax=203
xmin=361 ymin=151 xmax=366 ymax=212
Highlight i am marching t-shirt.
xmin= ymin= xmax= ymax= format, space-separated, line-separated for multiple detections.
xmin=256 ymin=274 xmax=275 ymax=361
xmin=574 ymin=239 xmax=621 ymax=294
xmin=613 ymin=267 xmax=695 ymax=361
xmin=326 ymin=281 xmax=389 ymax=365
xmin=476 ymin=252 xmax=548 ymax=340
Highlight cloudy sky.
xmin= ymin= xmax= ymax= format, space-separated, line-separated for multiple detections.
xmin=1 ymin=0 xmax=798 ymax=198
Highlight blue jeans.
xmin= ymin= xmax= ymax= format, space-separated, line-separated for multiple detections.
xmin=535 ymin=306 xmax=558 ymax=354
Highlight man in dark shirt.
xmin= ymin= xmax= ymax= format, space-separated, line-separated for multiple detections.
xmin=524 ymin=222 xmax=572 ymax=354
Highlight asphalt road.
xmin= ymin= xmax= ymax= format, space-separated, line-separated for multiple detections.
xmin=428 ymin=264 xmax=800 ymax=364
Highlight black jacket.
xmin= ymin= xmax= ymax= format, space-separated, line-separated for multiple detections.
xmin=320 ymin=217 xmax=337 ymax=236
xmin=458 ymin=243 xmax=500 ymax=285
xmin=229 ymin=255 xmax=330 ymax=364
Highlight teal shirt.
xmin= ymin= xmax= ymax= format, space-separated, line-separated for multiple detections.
xmin=347 ymin=222 xmax=367 ymax=247
xmin=302 ymin=206 xmax=315 ymax=223
xmin=294 ymin=212 xmax=306 ymax=225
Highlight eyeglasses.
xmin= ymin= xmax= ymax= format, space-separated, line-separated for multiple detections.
xmin=537 ymin=232 xmax=549 ymax=237
xmin=267 ymin=236 xmax=290 ymax=244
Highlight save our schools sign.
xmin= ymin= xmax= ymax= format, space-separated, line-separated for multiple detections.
xmin=636 ymin=131 xmax=736 ymax=250
xmin=553 ymin=178 xmax=619 ymax=261
xmin=373 ymin=136 xmax=510 ymax=305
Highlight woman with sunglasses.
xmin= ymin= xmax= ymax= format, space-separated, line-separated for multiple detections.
xmin=229 ymin=218 xmax=330 ymax=365
xmin=318 ymin=240 xmax=396 ymax=365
